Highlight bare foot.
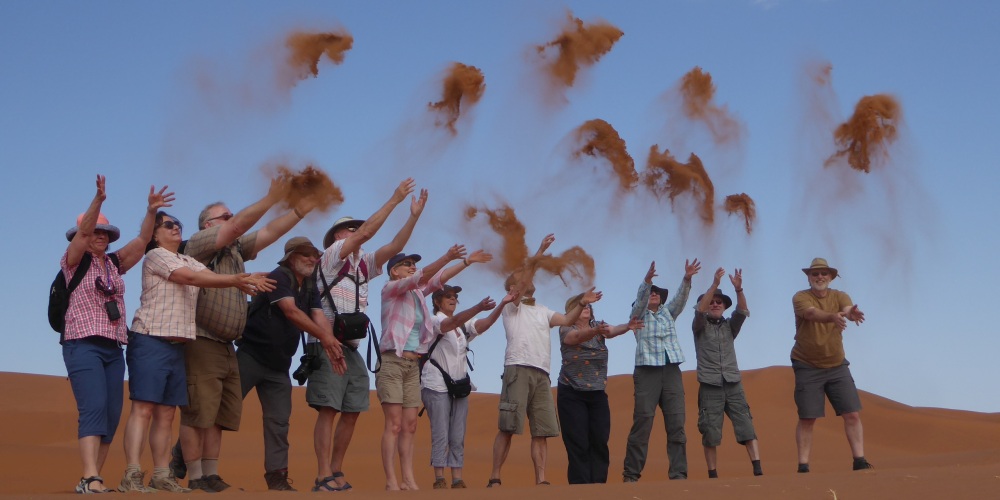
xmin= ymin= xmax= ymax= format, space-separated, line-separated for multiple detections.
xmin=402 ymin=480 xmax=420 ymax=490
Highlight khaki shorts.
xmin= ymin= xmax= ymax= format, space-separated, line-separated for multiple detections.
xmin=792 ymin=360 xmax=862 ymax=418
xmin=697 ymin=382 xmax=757 ymax=447
xmin=374 ymin=352 xmax=421 ymax=408
xmin=179 ymin=337 xmax=242 ymax=430
xmin=497 ymin=365 xmax=559 ymax=437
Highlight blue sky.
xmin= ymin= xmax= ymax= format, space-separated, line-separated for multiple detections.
xmin=2 ymin=0 xmax=998 ymax=412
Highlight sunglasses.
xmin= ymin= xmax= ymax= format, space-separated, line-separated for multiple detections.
xmin=206 ymin=212 xmax=234 ymax=223
xmin=810 ymin=271 xmax=830 ymax=277
xmin=441 ymin=293 xmax=458 ymax=300
xmin=294 ymin=250 xmax=320 ymax=259
xmin=396 ymin=260 xmax=416 ymax=268
xmin=95 ymin=276 xmax=117 ymax=296
xmin=157 ymin=219 xmax=182 ymax=231
xmin=710 ymin=298 xmax=725 ymax=305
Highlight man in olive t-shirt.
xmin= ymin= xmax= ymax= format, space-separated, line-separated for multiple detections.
xmin=791 ymin=258 xmax=871 ymax=473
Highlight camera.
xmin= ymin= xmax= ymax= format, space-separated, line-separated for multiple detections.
xmin=104 ymin=300 xmax=122 ymax=321
xmin=292 ymin=353 xmax=321 ymax=386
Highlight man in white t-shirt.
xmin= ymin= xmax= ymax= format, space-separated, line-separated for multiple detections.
xmin=487 ymin=234 xmax=602 ymax=488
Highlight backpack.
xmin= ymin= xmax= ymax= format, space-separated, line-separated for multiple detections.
xmin=49 ymin=252 xmax=122 ymax=344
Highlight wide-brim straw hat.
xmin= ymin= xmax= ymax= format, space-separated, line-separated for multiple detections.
xmin=801 ymin=257 xmax=838 ymax=279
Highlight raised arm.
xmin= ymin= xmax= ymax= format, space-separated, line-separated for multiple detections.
xmin=374 ymin=187 xmax=427 ymax=267
xmin=118 ymin=185 xmax=174 ymax=272
xmin=665 ymin=258 xmax=700 ymax=318
xmin=551 ymin=287 xmax=602 ymax=327
xmin=67 ymin=175 xmax=107 ymax=267
xmin=730 ymin=268 xmax=748 ymax=313
xmin=440 ymin=296 xmax=496 ymax=333
xmin=168 ymin=268 xmax=275 ymax=295
xmin=630 ymin=261 xmax=656 ymax=319
xmin=209 ymin=177 xmax=289 ymax=250
xmin=696 ymin=267 xmax=725 ymax=313
xmin=341 ymin=178 xmax=415 ymax=260
xmin=473 ymin=290 xmax=515 ymax=333
xmin=437 ymin=249 xmax=492 ymax=286
xmin=418 ymin=244 xmax=466 ymax=288
xmin=510 ymin=233 xmax=554 ymax=296
xmin=255 ymin=195 xmax=318 ymax=252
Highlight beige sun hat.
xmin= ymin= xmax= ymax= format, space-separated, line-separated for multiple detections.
xmin=801 ymin=257 xmax=838 ymax=279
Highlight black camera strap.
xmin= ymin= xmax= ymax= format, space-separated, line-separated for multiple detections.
xmin=318 ymin=258 xmax=380 ymax=373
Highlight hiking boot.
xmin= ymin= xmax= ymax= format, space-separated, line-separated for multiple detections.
xmin=169 ymin=443 xmax=186 ymax=480
xmin=433 ymin=478 xmax=448 ymax=489
xmin=202 ymin=474 xmax=231 ymax=492
xmin=853 ymin=457 xmax=875 ymax=470
xmin=264 ymin=469 xmax=296 ymax=491
xmin=117 ymin=470 xmax=153 ymax=493
xmin=188 ymin=477 xmax=214 ymax=493
xmin=451 ymin=479 xmax=467 ymax=489
xmin=149 ymin=474 xmax=192 ymax=493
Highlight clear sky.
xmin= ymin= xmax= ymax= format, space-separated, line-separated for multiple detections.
xmin=2 ymin=1 xmax=998 ymax=412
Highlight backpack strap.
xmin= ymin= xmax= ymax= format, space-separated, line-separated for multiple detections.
xmin=457 ymin=323 xmax=474 ymax=372
xmin=66 ymin=253 xmax=94 ymax=295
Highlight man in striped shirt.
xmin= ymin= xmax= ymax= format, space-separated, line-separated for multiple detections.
xmin=622 ymin=259 xmax=701 ymax=482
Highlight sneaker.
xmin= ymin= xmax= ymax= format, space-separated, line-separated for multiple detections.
xmin=264 ymin=469 xmax=296 ymax=491
xmin=451 ymin=479 xmax=467 ymax=489
xmin=188 ymin=477 xmax=213 ymax=493
xmin=853 ymin=457 xmax=875 ymax=471
xmin=433 ymin=478 xmax=448 ymax=489
xmin=623 ymin=476 xmax=638 ymax=483
xmin=203 ymin=474 xmax=231 ymax=492
xmin=169 ymin=442 xmax=186 ymax=480
xmin=797 ymin=463 xmax=810 ymax=473
xmin=149 ymin=474 xmax=192 ymax=493
xmin=117 ymin=470 xmax=153 ymax=493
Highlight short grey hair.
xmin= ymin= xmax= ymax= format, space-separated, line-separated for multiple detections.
xmin=198 ymin=201 xmax=226 ymax=230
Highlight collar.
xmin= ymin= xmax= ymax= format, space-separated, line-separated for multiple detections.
xmin=706 ymin=316 xmax=725 ymax=325
xmin=520 ymin=297 xmax=536 ymax=306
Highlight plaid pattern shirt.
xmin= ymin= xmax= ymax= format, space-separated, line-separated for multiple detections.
xmin=61 ymin=250 xmax=128 ymax=343
xmin=379 ymin=268 xmax=445 ymax=356
xmin=184 ymin=224 xmax=259 ymax=342
xmin=131 ymin=247 xmax=207 ymax=340
xmin=629 ymin=279 xmax=692 ymax=366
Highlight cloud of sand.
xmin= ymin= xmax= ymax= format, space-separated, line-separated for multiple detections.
xmin=642 ymin=146 xmax=716 ymax=224
xmin=266 ymin=164 xmax=345 ymax=213
xmin=428 ymin=63 xmax=486 ymax=135
xmin=675 ymin=67 xmax=743 ymax=145
xmin=571 ymin=119 xmax=638 ymax=190
xmin=723 ymin=193 xmax=757 ymax=234
xmin=281 ymin=31 xmax=354 ymax=89
xmin=824 ymin=94 xmax=901 ymax=173
xmin=535 ymin=12 xmax=623 ymax=89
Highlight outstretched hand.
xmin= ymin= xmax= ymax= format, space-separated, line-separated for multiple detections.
xmin=392 ymin=178 xmax=417 ymax=204
xmin=712 ymin=267 xmax=725 ymax=287
xmin=410 ymin=188 xmax=428 ymax=217
xmin=446 ymin=244 xmax=467 ymax=261
xmin=95 ymin=174 xmax=107 ymax=202
xmin=467 ymin=249 xmax=492 ymax=265
xmin=536 ymin=233 xmax=555 ymax=256
xmin=847 ymin=305 xmax=865 ymax=325
xmin=148 ymin=185 xmax=175 ymax=213
xmin=627 ymin=318 xmax=644 ymax=331
xmin=476 ymin=296 xmax=497 ymax=311
xmin=729 ymin=268 xmax=743 ymax=290
xmin=644 ymin=261 xmax=657 ymax=284
xmin=684 ymin=258 xmax=702 ymax=279
xmin=580 ymin=286 xmax=603 ymax=306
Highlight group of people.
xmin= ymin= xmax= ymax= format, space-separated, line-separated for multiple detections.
xmin=57 ymin=174 xmax=872 ymax=494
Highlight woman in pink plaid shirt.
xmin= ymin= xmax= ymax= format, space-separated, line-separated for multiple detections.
xmin=60 ymin=175 xmax=174 ymax=494
xmin=375 ymin=245 xmax=491 ymax=490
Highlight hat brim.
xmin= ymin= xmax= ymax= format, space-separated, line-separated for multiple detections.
xmin=323 ymin=219 xmax=365 ymax=248
xmin=66 ymin=224 xmax=121 ymax=243
xmin=279 ymin=243 xmax=321 ymax=265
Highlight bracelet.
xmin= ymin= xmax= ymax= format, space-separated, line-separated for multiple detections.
xmin=293 ymin=208 xmax=304 ymax=219
xmin=463 ymin=258 xmax=470 ymax=266
xmin=735 ymin=288 xmax=743 ymax=293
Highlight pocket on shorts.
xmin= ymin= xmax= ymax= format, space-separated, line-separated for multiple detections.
xmin=184 ymin=375 xmax=200 ymax=413
xmin=697 ymin=407 xmax=710 ymax=434
xmin=498 ymin=400 xmax=519 ymax=432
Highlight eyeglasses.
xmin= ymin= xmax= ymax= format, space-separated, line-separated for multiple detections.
xmin=157 ymin=220 xmax=182 ymax=231
xmin=95 ymin=276 xmax=117 ymax=296
xmin=397 ymin=260 xmax=416 ymax=268
xmin=810 ymin=271 xmax=830 ymax=277
xmin=709 ymin=299 xmax=725 ymax=305
xmin=206 ymin=212 xmax=233 ymax=223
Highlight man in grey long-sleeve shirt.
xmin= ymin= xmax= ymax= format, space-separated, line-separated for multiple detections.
xmin=692 ymin=267 xmax=761 ymax=479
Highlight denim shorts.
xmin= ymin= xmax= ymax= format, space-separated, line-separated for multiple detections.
xmin=126 ymin=331 xmax=188 ymax=406
xmin=63 ymin=336 xmax=125 ymax=442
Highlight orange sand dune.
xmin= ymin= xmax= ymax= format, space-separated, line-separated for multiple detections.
xmin=1 ymin=367 xmax=999 ymax=498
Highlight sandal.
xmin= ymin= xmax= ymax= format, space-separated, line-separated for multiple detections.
xmin=76 ymin=476 xmax=111 ymax=494
xmin=537 ymin=481 xmax=551 ymax=485
xmin=487 ymin=478 xmax=502 ymax=488
xmin=312 ymin=476 xmax=343 ymax=492
xmin=331 ymin=471 xmax=352 ymax=491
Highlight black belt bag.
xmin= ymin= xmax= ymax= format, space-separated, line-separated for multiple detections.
xmin=334 ymin=311 xmax=370 ymax=342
